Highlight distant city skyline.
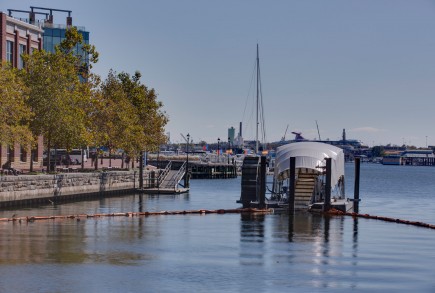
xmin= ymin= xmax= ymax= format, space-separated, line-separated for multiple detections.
xmin=2 ymin=0 xmax=435 ymax=147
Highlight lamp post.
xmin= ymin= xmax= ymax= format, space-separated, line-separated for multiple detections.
xmin=217 ymin=138 xmax=220 ymax=162
xmin=185 ymin=133 xmax=190 ymax=188
xmin=227 ymin=137 xmax=230 ymax=165
xmin=186 ymin=133 xmax=190 ymax=171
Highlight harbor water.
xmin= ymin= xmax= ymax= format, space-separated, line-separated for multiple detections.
xmin=1 ymin=163 xmax=435 ymax=292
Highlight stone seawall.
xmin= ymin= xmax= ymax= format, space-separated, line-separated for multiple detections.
xmin=0 ymin=171 xmax=143 ymax=208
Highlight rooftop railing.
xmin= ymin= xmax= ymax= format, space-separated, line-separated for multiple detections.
xmin=10 ymin=17 xmax=86 ymax=31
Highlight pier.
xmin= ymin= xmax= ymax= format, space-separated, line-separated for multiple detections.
xmin=402 ymin=157 xmax=435 ymax=166
xmin=147 ymin=160 xmax=237 ymax=179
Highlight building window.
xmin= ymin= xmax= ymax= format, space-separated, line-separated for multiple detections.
xmin=31 ymin=145 xmax=39 ymax=162
xmin=20 ymin=146 xmax=27 ymax=162
xmin=19 ymin=44 xmax=27 ymax=69
xmin=7 ymin=145 xmax=14 ymax=163
xmin=43 ymin=35 xmax=53 ymax=53
xmin=6 ymin=41 xmax=14 ymax=64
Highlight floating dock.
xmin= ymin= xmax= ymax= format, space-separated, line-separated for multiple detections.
xmin=138 ymin=187 xmax=189 ymax=194
xmin=148 ymin=160 xmax=237 ymax=179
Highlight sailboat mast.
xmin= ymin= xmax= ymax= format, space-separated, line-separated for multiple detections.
xmin=256 ymin=44 xmax=259 ymax=154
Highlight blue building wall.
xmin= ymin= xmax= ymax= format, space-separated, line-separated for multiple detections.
xmin=43 ymin=27 xmax=89 ymax=62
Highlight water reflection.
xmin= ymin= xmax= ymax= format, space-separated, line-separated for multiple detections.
xmin=1 ymin=170 xmax=435 ymax=292
xmin=353 ymin=218 xmax=359 ymax=258
xmin=239 ymin=213 xmax=265 ymax=266
xmin=239 ymin=211 xmax=354 ymax=245
xmin=0 ymin=216 xmax=158 ymax=266
xmin=0 ymin=221 xmax=86 ymax=265
xmin=0 ymin=192 xmax=191 ymax=218
xmin=351 ymin=218 xmax=359 ymax=289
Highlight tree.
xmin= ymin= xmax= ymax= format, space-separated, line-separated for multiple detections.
xmin=58 ymin=26 xmax=99 ymax=79
xmin=371 ymin=146 xmax=385 ymax=157
xmin=91 ymin=70 xmax=168 ymax=169
xmin=94 ymin=70 xmax=141 ymax=169
xmin=22 ymin=27 xmax=98 ymax=171
xmin=118 ymin=71 xmax=168 ymax=153
xmin=0 ymin=63 xmax=33 ymax=148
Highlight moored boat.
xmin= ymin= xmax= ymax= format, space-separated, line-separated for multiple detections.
xmin=239 ymin=141 xmax=354 ymax=212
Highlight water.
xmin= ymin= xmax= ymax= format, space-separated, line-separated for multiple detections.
xmin=1 ymin=163 xmax=435 ymax=292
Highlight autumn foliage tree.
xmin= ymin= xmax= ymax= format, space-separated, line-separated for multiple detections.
xmin=22 ymin=27 xmax=98 ymax=171
xmin=15 ymin=26 xmax=167 ymax=172
xmin=0 ymin=64 xmax=33 ymax=150
xmin=94 ymin=70 xmax=168 ymax=169
xmin=118 ymin=71 xmax=168 ymax=154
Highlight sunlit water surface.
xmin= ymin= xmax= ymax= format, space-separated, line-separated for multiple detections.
xmin=1 ymin=163 xmax=435 ymax=292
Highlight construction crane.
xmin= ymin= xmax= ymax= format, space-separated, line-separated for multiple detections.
xmin=180 ymin=133 xmax=188 ymax=143
xmin=316 ymin=120 xmax=321 ymax=141
xmin=281 ymin=124 xmax=289 ymax=142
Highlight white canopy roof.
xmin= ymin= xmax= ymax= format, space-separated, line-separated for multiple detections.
xmin=274 ymin=142 xmax=345 ymax=186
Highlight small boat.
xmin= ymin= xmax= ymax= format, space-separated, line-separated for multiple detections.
xmin=239 ymin=141 xmax=354 ymax=213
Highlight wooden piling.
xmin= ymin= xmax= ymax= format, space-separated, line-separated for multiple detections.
xmin=354 ymin=157 xmax=361 ymax=213
xmin=240 ymin=156 xmax=260 ymax=208
xmin=288 ymin=157 xmax=296 ymax=215
xmin=259 ymin=156 xmax=266 ymax=209
xmin=324 ymin=158 xmax=332 ymax=212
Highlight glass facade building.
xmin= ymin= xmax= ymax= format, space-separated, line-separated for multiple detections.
xmin=42 ymin=26 xmax=89 ymax=65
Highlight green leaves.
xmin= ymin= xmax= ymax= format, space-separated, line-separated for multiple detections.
xmin=0 ymin=63 xmax=33 ymax=146
xmin=23 ymin=48 xmax=87 ymax=150
xmin=2 ymin=26 xmax=167 ymax=163
xmin=91 ymin=70 xmax=168 ymax=157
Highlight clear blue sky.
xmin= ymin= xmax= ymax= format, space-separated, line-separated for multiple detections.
xmin=2 ymin=0 xmax=435 ymax=147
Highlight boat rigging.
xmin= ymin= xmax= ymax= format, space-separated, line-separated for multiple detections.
xmin=241 ymin=44 xmax=267 ymax=154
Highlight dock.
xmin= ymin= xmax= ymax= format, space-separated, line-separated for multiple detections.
xmin=402 ymin=157 xmax=435 ymax=166
xmin=138 ymin=187 xmax=189 ymax=194
xmin=147 ymin=160 xmax=237 ymax=179
xmin=135 ymin=159 xmax=239 ymax=195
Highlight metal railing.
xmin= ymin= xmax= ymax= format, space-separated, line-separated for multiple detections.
xmin=172 ymin=162 xmax=186 ymax=189
xmin=157 ymin=161 xmax=172 ymax=186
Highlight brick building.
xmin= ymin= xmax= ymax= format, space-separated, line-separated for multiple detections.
xmin=0 ymin=12 xmax=44 ymax=172
xmin=1 ymin=7 xmax=90 ymax=172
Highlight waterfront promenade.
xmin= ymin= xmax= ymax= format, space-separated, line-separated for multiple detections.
xmin=81 ymin=157 xmax=128 ymax=170
xmin=2 ymin=157 xmax=133 ymax=175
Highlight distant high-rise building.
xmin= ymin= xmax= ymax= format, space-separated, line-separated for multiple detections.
xmin=228 ymin=127 xmax=235 ymax=144
xmin=233 ymin=122 xmax=244 ymax=147
xmin=239 ymin=122 xmax=242 ymax=138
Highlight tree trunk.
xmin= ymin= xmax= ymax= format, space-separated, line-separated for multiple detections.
xmin=81 ymin=146 xmax=85 ymax=170
xmin=95 ymin=152 xmax=98 ymax=170
xmin=47 ymin=141 xmax=51 ymax=173
xmin=109 ymin=148 xmax=112 ymax=167
xmin=30 ymin=149 xmax=34 ymax=172
xmin=54 ymin=147 xmax=58 ymax=172
xmin=139 ymin=152 xmax=144 ymax=189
